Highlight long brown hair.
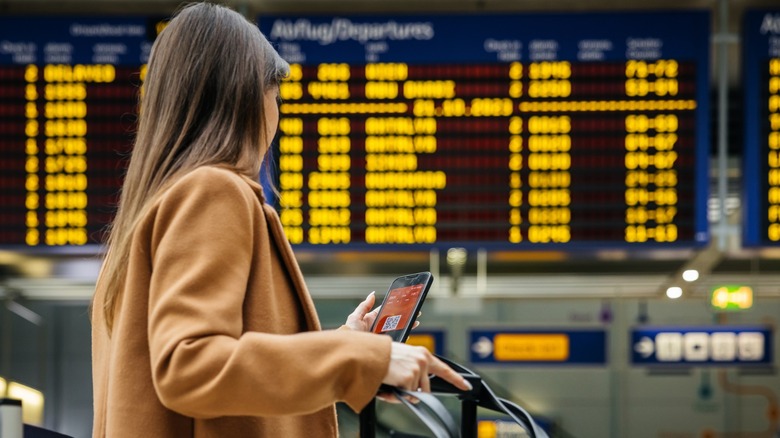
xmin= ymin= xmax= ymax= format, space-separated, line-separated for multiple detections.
xmin=98 ymin=2 xmax=289 ymax=333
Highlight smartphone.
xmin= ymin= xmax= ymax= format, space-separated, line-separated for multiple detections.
xmin=370 ymin=272 xmax=434 ymax=343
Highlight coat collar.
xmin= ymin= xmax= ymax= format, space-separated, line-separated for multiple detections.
xmin=239 ymin=174 xmax=321 ymax=332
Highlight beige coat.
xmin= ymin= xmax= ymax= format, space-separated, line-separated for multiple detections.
xmin=91 ymin=166 xmax=392 ymax=437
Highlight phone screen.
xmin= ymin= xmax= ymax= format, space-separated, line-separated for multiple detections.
xmin=374 ymin=284 xmax=424 ymax=334
xmin=371 ymin=272 xmax=432 ymax=342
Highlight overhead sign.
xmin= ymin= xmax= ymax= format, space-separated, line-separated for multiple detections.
xmin=406 ymin=329 xmax=446 ymax=356
xmin=469 ymin=329 xmax=607 ymax=365
xmin=631 ymin=327 xmax=773 ymax=366
xmin=710 ymin=285 xmax=753 ymax=311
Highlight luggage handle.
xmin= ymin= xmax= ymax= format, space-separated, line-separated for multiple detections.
xmin=360 ymin=385 xmax=460 ymax=438
xmin=360 ymin=355 xmax=549 ymax=438
xmin=429 ymin=355 xmax=549 ymax=438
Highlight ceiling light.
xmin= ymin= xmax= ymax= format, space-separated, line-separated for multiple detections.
xmin=446 ymin=247 xmax=467 ymax=267
xmin=682 ymin=269 xmax=699 ymax=282
xmin=666 ymin=286 xmax=683 ymax=299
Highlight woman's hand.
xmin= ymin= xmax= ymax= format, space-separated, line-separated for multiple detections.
xmin=344 ymin=291 xmax=422 ymax=332
xmin=344 ymin=291 xmax=380 ymax=332
xmin=382 ymin=343 xmax=472 ymax=394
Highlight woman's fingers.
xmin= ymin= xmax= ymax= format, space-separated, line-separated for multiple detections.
xmin=363 ymin=305 xmax=380 ymax=324
xmin=377 ymin=392 xmax=401 ymax=404
xmin=427 ymin=355 xmax=472 ymax=391
xmin=358 ymin=291 xmax=376 ymax=315
xmin=418 ymin=361 xmax=431 ymax=393
xmin=411 ymin=311 xmax=422 ymax=330
xmin=382 ymin=343 xmax=471 ymax=394
xmin=383 ymin=343 xmax=424 ymax=390
xmin=344 ymin=291 xmax=376 ymax=331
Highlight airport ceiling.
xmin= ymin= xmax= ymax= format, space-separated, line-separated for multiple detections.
xmin=0 ymin=0 xmax=776 ymax=16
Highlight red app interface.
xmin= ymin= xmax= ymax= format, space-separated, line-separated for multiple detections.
xmin=373 ymin=284 xmax=424 ymax=334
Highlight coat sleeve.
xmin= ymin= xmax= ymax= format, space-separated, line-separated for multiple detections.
xmin=145 ymin=168 xmax=392 ymax=419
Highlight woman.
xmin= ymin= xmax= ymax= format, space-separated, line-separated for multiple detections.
xmin=91 ymin=3 xmax=469 ymax=437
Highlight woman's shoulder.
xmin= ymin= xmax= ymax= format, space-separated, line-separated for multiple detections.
xmin=158 ymin=166 xmax=259 ymax=208
xmin=132 ymin=166 xmax=264 ymax=248
xmin=177 ymin=165 xmax=247 ymax=186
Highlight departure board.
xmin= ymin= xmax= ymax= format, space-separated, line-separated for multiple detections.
xmin=259 ymin=12 xmax=710 ymax=249
xmin=0 ymin=17 xmax=156 ymax=248
xmin=0 ymin=13 xmax=711 ymax=250
xmin=743 ymin=10 xmax=780 ymax=246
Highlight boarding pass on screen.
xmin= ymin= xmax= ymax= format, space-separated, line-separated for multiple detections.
xmin=382 ymin=315 xmax=402 ymax=332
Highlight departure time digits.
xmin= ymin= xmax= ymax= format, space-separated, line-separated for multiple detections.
xmin=14 ymin=63 xmax=122 ymax=246
xmin=624 ymin=60 xmax=683 ymax=243
xmin=270 ymin=57 xmax=697 ymax=246
xmin=767 ymin=58 xmax=780 ymax=241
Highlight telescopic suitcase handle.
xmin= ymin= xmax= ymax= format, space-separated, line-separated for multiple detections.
xmin=429 ymin=355 xmax=549 ymax=438
xmin=360 ymin=385 xmax=460 ymax=438
xmin=359 ymin=355 xmax=549 ymax=438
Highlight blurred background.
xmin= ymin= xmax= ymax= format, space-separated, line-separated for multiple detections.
xmin=1 ymin=0 xmax=780 ymax=437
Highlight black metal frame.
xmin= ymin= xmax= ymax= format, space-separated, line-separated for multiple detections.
xmin=359 ymin=355 xmax=549 ymax=438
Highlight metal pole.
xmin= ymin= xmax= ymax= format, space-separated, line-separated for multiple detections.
xmin=359 ymin=398 xmax=376 ymax=438
xmin=430 ymin=248 xmax=440 ymax=296
xmin=716 ymin=2 xmax=734 ymax=431
xmin=1 ymin=298 xmax=11 ymax=378
xmin=476 ymin=248 xmax=487 ymax=294
xmin=0 ymin=398 xmax=24 ymax=438
xmin=461 ymin=398 xmax=478 ymax=438
xmin=717 ymin=0 xmax=730 ymax=251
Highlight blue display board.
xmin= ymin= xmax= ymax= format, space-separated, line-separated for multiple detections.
xmin=743 ymin=10 xmax=780 ymax=246
xmin=259 ymin=11 xmax=711 ymax=250
xmin=631 ymin=327 xmax=773 ymax=366
xmin=469 ymin=329 xmax=607 ymax=365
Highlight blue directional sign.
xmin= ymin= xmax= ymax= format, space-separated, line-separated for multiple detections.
xmin=407 ymin=329 xmax=446 ymax=356
xmin=469 ymin=329 xmax=607 ymax=365
xmin=631 ymin=327 xmax=773 ymax=366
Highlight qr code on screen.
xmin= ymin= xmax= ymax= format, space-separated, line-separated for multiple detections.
xmin=381 ymin=315 xmax=402 ymax=332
